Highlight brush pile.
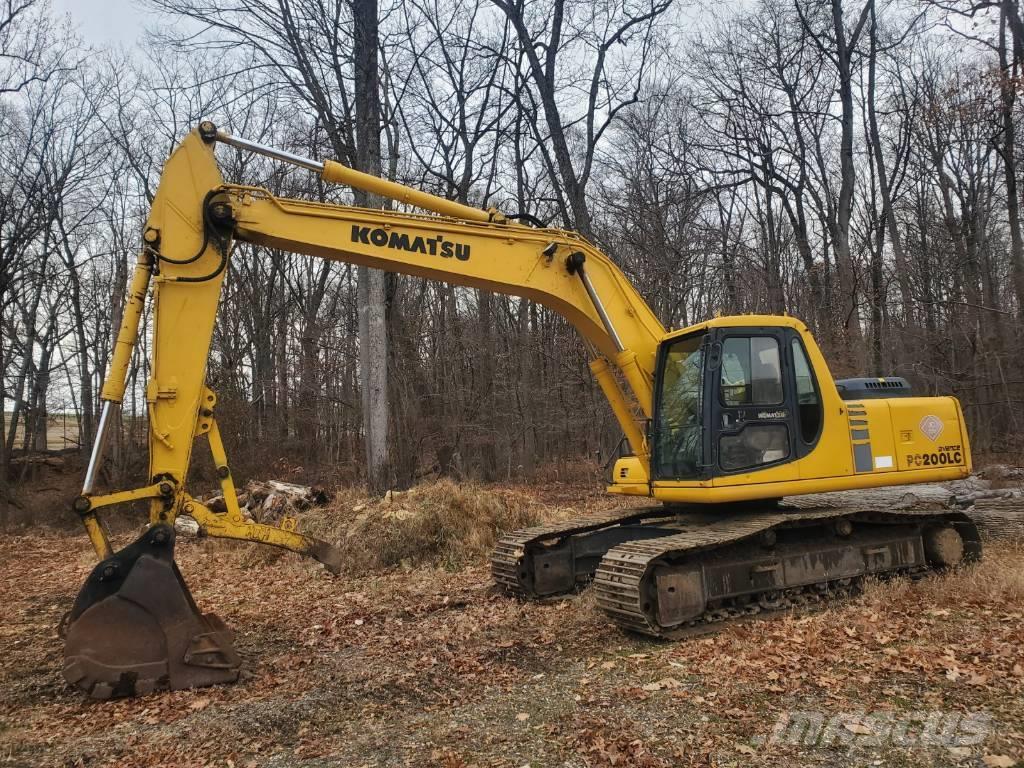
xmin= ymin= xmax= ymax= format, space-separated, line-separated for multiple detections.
xmin=324 ymin=479 xmax=543 ymax=572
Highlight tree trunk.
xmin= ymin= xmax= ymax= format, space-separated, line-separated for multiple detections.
xmin=867 ymin=2 xmax=914 ymax=326
xmin=999 ymin=3 xmax=1024 ymax=317
xmin=831 ymin=0 xmax=864 ymax=344
xmin=353 ymin=0 xmax=391 ymax=494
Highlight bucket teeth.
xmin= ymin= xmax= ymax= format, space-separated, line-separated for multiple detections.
xmin=63 ymin=524 xmax=241 ymax=699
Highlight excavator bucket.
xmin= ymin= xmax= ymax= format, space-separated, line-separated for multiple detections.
xmin=63 ymin=524 xmax=241 ymax=699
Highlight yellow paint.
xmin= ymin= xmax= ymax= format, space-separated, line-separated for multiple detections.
xmin=606 ymin=455 xmax=649 ymax=496
xmin=81 ymin=513 xmax=113 ymax=560
xmin=653 ymin=465 xmax=969 ymax=504
xmin=321 ymin=160 xmax=506 ymax=224
xmin=590 ymin=358 xmax=647 ymax=463
xmin=186 ymin=497 xmax=341 ymax=573
xmin=230 ymin=187 xmax=665 ymax=410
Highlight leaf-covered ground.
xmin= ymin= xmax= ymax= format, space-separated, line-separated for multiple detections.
xmin=1 ymin=483 xmax=1022 ymax=768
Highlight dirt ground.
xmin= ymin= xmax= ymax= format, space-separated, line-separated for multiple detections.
xmin=1 ymin=482 xmax=1022 ymax=768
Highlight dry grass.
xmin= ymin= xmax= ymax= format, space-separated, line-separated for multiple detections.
xmin=307 ymin=478 xmax=545 ymax=572
xmin=862 ymin=538 xmax=1024 ymax=607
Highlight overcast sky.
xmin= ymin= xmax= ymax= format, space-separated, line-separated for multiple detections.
xmin=51 ymin=0 xmax=146 ymax=47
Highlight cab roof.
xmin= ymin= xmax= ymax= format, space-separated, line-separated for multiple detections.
xmin=661 ymin=314 xmax=809 ymax=343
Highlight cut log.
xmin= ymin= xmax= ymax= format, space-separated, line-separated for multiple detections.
xmin=967 ymin=497 xmax=1024 ymax=542
xmin=244 ymin=480 xmax=330 ymax=507
xmin=977 ymin=464 xmax=1024 ymax=482
xmin=174 ymin=515 xmax=200 ymax=536
xmin=955 ymin=489 xmax=1019 ymax=505
xmin=193 ymin=478 xmax=332 ymax=525
xmin=205 ymin=495 xmax=228 ymax=513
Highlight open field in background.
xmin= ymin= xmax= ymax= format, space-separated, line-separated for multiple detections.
xmin=4 ymin=413 xmax=82 ymax=452
xmin=1 ymin=477 xmax=1023 ymax=768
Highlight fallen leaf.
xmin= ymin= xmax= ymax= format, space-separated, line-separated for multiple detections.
xmin=735 ymin=744 xmax=756 ymax=756
xmin=843 ymin=722 xmax=873 ymax=735
xmin=641 ymin=677 xmax=682 ymax=692
xmin=516 ymin=713 xmax=530 ymax=722
xmin=982 ymin=756 xmax=1017 ymax=768
xmin=189 ymin=697 xmax=210 ymax=711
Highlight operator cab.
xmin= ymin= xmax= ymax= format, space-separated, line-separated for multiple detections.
xmin=651 ymin=321 xmax=824 ymax=481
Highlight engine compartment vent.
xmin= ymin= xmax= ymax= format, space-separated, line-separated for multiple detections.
xmin=835 ymin=377 xmax=912 ymax=400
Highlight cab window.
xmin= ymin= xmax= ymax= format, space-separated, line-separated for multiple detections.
xmin=791 ymin=338 xmax=822 ymax=444
xmin=720 ymin=337 xmax=783 ymax=406
xmin=654 ymin=333 xmax=705 ymax=479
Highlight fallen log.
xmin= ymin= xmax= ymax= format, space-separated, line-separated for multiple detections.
xmin=194 ymin=478 xmax=332 ymax=525
xmin=967 ymin=497 xmax=1024 ymax=542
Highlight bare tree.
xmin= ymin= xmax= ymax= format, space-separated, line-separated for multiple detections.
xmin=0 ymin=0 xmax=54 ymax=95
xmin=490 ymin=0 xmax=672 ymax=237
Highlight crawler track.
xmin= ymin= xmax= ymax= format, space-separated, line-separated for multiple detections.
xmin=492 ymin=497 xmax=982 ymax=638
xmin=491 ymin=507 xmax=676 ymax=597
xmin=594 ymin=507 xmax=980 ymax=637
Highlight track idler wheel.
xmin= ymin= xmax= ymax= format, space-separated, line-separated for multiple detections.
xmin=923 ymin=525 xmax=965 ymax=567
xmin=63 ymin=524 xmax=241 ymax=699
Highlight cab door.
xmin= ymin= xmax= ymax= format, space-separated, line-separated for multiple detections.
xmin=709 ymin=327 xmax=800 ymax=485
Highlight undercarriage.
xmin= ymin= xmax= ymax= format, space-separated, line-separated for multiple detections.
xmin=492 ymin=496 xmax=981 ymax=638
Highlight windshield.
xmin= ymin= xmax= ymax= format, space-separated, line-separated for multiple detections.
xmin=654 ymin=333 xmax=705 ymax=479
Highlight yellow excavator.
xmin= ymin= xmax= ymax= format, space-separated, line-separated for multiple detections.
xmin=63 ymin=123 xmax=980 ymax=699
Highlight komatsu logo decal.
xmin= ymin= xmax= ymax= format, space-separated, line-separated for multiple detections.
xmin=351 ymin=226 xmax=470 ymax=261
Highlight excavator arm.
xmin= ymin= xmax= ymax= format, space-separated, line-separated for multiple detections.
xmin=64 ymin=122 xmax=666 ymax=698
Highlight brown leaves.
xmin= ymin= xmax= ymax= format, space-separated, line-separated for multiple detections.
xmin=842 ymin=721 xmax=874 ymax=736
xmin=983 ymin=755 xmax=1019 ymax=768
xmin=641 ymin=677 xmax=682 ymax=692
xmin=575 ymin=727 xmax=673 ymax=768
xmin=6 ymin=520 xmax=1024 ymax=768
